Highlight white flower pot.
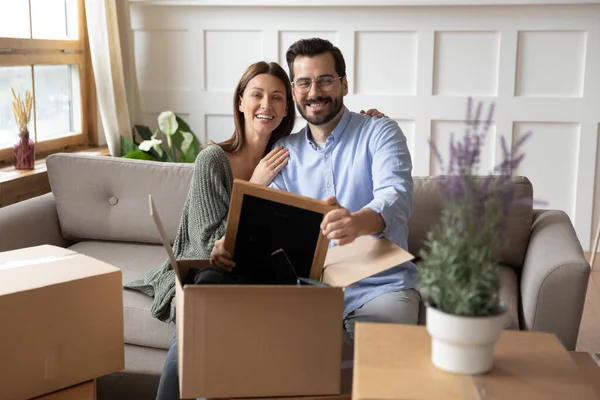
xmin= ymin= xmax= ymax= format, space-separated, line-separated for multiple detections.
xmin=426 ymin=306 xmax=506 ymax=375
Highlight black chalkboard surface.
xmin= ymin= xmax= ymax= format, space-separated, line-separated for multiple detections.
xmin=224 ymin=180 xmax=334 ymax=282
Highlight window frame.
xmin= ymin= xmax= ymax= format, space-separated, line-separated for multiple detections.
xmin=0 ymin=0 xmax=96 ymax=164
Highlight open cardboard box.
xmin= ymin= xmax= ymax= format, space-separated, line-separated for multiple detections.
xmin=0 ymin=246 xmax=124 ymax=400
xmin=149 ymin=181 xmax=414 ymax=399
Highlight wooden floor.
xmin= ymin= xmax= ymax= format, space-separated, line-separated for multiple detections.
xmin=577 ymin=253 xmax=600 ymax=353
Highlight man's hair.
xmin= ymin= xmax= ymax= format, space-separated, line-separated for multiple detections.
xmin=285 ymin=38 xmax=346 ymax=82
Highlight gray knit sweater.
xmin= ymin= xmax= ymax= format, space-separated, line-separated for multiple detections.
xmin=124 ymin=145 xmax=233 ymax=323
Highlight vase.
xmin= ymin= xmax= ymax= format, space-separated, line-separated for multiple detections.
xmin=13 ymin=130 xmax=35 ymax=170
xmin=426 ymin=305 xmax=506 ymax=375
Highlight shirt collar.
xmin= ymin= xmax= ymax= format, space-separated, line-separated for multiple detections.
xmin=303 ymin=106 xmax=351 ymax=148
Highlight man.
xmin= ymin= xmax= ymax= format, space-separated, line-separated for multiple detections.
xmin=269 ymin=38 xmax=420 ymax=339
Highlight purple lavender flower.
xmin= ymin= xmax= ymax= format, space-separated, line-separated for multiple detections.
xmin=432 ymin=98 xmax=530 ymax=238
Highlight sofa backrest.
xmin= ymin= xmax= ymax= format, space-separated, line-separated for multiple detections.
xmin=408 ymin=176 xmax=534 ymax=269
xmin=47 ymin=153 xmax=534 ymax=268
xmin=46 ymin=153 xmax=194 ymax=245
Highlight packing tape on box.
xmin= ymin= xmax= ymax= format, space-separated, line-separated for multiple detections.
xmin=0 ymin=254 xmax=79 ymax=271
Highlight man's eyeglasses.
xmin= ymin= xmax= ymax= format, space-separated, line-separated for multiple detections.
xmin=292 ymin=76 xmax=343 ymax=94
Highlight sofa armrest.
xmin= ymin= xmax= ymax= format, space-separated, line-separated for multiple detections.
xmin=520 ymin=209 xmax=589 ymax=350
xmin=0 ymin=193 xmax=71 ymax=252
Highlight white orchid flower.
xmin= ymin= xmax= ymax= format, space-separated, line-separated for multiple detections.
xmin=139 ymin=131 xmax=164 ymax=157
xmin=158 ymin=111 xmax=178 ymax=136
xmin=181 ymin=131 xmax=194 ymax=153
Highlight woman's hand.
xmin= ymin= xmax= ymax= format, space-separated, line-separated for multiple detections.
xmin=360 ymin=108 xmax=388 ymax=118
xmin=210 ymin=236 xmax=236 ymax=272
xmin=249 ymin=146 xmax=289 ymax=186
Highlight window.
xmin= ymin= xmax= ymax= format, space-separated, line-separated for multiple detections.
xmin=0 ymin=0 xmax=95 ymax=164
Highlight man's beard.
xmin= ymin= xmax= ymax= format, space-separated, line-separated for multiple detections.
xmin=296 ymin=95 xmax=343 ymax=126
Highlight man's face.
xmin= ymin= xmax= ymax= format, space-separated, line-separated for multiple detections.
xmin=291 ymin=53 xmax=348 ymax=126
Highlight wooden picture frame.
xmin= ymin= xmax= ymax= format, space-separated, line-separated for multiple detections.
xmin=224 ymin=179 xmax=334 ymax=281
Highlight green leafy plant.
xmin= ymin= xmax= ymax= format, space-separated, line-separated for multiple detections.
xmin=418 ymin=98 xmax=533 ymax=317
xmin=121 ymin=111 xmax=202 ymax=163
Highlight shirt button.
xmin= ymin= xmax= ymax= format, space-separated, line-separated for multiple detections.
xmin=326 ymin=183 xmax=332 ymax=189
xmin=109 ymin=196 xmax=119 ymax=206
xmin=324 ymin=153 xmax=329 ymax=159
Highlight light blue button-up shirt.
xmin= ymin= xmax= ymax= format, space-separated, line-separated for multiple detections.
xmin=269 ymin=107 xmax=418 ymax=317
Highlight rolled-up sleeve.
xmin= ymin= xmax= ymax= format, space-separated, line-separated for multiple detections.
xmin=363 ymin=120 xmax=413 ymax=235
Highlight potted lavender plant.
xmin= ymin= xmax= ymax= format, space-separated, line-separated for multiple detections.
xmin=419 ymin=98 xmax=531 ymax=375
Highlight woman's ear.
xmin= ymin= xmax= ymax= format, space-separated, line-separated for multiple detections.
xmin=238 ymin=97 xmax=244 ymax=112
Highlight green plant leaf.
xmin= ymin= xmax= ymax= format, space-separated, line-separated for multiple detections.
xmin=134 ymin=124 xmax=153 ymax=141
xmin=122 ymin=150 xmax=158 ymax=161
xmin=120 ymin=135 xmax=138 ymax=156
xmin=171 ymin=126 xmax=201 ymax=163
xmin=176 ymin=116 xmax=201 ymax=161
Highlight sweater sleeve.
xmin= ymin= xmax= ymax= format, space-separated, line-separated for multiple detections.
xmin=123 ymin=145 xmax=233 ymax=323
xmin=178 ymin=145 xmax=233 ymax=260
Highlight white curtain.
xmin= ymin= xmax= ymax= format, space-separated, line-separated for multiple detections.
xmin=84 ymin=0 xmax=141 ymax=156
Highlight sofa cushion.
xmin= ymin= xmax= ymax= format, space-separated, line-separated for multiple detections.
xmin=408 ymin=176 xmax=534 ymax=269
xmin=68 ymin=240 xmax=173 ymax=350
xmin=46 ymin=153 xmax=194 ymax=244
xmin=500 ymin=264 xmax=520 ymax=330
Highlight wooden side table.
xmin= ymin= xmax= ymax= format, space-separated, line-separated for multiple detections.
xmin=570 ymin=352 xmax=600 ymax=397
xmin=353 ymin=323 xmax=598 ymax=400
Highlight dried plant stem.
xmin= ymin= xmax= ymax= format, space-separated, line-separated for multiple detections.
xmin=11 ymin=88 xmax=33 ymax=134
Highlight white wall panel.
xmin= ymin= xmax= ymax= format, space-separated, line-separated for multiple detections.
xmin=205 ymin=114 xmax=235 ymax=144
xmin=433 ymin=31 xmax=500 ymax=96
xmin=515 ymin=31 xmax=587 ymax=97
xmin=513 ymin=122 xmax=580 ymax=216
xmin=134 ymin=30 xmax=190 ymax=90
xmin=205 ymin=31 xmax=263 ymax=92
xmin=129 ymin=3 xmax=600 ymax=250
xmin=355 ymin=32 xmax=417 ymax=95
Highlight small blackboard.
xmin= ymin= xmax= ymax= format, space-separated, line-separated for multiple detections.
xmin=224 ymin=180 xmax=333 ymax=282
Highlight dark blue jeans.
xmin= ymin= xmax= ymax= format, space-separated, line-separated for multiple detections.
xmin=156 ymin=266 xmax=241 ymax=400
xmin=156 ymin=333 xmax=181 ymax=400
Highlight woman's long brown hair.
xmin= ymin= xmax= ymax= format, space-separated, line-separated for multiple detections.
xmin=216 ymin=61 xmax=296 ymax=155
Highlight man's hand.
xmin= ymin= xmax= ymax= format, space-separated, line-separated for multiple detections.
xmin=210 ymin=236 xmax=236 ymax=272
xmin=320 ymin=196 xmax=359 ymax=246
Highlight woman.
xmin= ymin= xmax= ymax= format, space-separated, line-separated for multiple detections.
xmin=125 ymin=61 xmax=295 ymax=400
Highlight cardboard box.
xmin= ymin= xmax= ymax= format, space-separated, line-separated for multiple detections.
xmin=31 ymin=380 xmax=95 ymax=400
xmin=353 ymin=323 xmax=598 ymax=400
xmin=0 ymin=246 xmax=124 ymax=400
xmin=149 ymin=184 xmax=413 ymax=399
xmin=232 ymin=362 xmax=353 ymax=400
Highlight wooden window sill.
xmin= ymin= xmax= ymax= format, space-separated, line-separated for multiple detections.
xmin=0 ymin=146 xmax=110 ymax=207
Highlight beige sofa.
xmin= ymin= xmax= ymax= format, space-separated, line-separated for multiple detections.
xmin=0 ymin=153 xmax=590 ymax=390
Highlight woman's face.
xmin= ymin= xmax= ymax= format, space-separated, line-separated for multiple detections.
xmin=239 ymin=73 xmax=288 ymax=140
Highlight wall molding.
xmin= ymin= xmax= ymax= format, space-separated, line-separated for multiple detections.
xmin=129 ymin=0 xmax=600 ymax=7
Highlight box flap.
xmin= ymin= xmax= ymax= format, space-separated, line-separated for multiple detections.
xmin=322 ymin=236 xmax=414 ymax=288
xmin=0 ymin=246 xmax=120 ymax=296
xmin=149 ymin=195 xmax=186 ymax=283
xmin=0 ymin=245 xmax=75 ymax=268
